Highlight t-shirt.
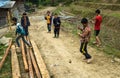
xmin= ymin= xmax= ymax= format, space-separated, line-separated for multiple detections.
xmin=81 ymin=26 xmax=91 ymax=42
xmin=53 ymin=17 xmax=61 ymax=28
xmin=94 ymin=15 xmax=102 ymax=30
xmin=16 ymin=23 xmax=25 ymax=35
xmin=45 ymin=15 xmax=52 ymax=24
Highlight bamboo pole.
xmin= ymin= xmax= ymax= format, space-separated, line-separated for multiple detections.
xmin=25 ymin=37 xmax=34 ymax=78
xmin=21 ymin=40 xmax=28 ymax=71
xmin=29 ymin=48 xmax=42 ymax=78
xmin=31 ymin=40 xmax=50 ymax=78
xmin=27 ymin=38 xmax=42 ymax=78
xmin=0 ymin=39 xmax=12 ymax=70
xmin=26 ymin=46 xmax=34 ymax=78
xmin=11 ymin=45 xmax=21 ymax=78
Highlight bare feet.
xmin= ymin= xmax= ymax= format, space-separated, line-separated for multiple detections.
xmin=86 ymin=58 xmax=93 ymax=64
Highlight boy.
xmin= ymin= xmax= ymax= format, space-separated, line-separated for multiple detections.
xmin=21 ymin=12 xmax=30 ymax=36
xmin=12 ymin=17 xmax=31 ymax=51
xmin=91 ymin=9 xmax=102 ymax=47
xmin=45 ymin=11 xmax=52 ymax=33
xmin=53 ymin=13 xmax=61 ymax=38
xmin=78 ymin=18 xmax=92 ymax=63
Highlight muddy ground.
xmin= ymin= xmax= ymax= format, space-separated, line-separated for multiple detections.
xmin=28 ymin=7 xmax=120 ymax=78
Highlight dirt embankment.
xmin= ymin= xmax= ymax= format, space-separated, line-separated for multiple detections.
xmin=29 ymin=7 xmax=120 ymax=78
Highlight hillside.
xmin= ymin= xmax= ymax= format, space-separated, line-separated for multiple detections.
xmin=78 ymin=0 xmax=120 ymax=4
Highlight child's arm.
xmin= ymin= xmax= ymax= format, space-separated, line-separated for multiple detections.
xmin=58 ymin=18 xmax=61 ymax=26
xmin=81 ymin=28 xmax=90 ymax=38
xmin=44 ymin=16 xmax=47 ymax=20
xmin=90 ymin=16 xmax=96 ymax=24
xmin=78 ymin=26 xmax=83 ymax=31
xmin=81 ymin=30 xmax=88 ymax=37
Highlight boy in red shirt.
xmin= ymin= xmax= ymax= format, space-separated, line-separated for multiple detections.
xmin=91 ymin=9 xmax=102 ymax=46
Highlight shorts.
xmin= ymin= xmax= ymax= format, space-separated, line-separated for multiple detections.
xmin=94 ymin=30 xmax=100 ymax=36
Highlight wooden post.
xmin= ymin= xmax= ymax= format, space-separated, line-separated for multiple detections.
xmin=29 ymin=48 xmax=42 ymax=78
xmin=31 ymin=40 xmax=50 ymax=78
xmin=26 ymin=47 xmax=34 ymax=78
xmin=27 ymin=38 xmax=42 ymax=78
xmin=0 ymin=39 xmax=12 ymax=70
xmin=11 ymin=45 xmax=21 ymax=78
xmin=25 ymin=37 xmax=34 ymax=78
xmin=21 ymin=40 xmax=28 ymax=71
xmin=7 ymin=10 xmax=12 ymax=30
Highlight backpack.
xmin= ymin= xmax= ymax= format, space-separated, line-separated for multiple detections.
xmin=16 ymin=23 xmax=26 ymax=35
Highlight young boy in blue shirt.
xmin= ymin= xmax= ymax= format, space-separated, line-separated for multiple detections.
xmin=12 ymin=17 xmax=31 ymax=51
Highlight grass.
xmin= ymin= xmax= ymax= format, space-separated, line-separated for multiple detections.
xmin=0 ymin=52 xmax=12 ymax=78
xmin=4 ymin=31 xmax=13 ymax=38
xmin=0 ymin=44 xmax=7 ymax=57
xmin=74 ymin=1 xmax=120 ymax=11
xmin=0 ymin=44 xmax=12 ymax=78
xmin=0 ymin=31 xmax=15 ymax=78
xmin=53 ymin=6 xmax=62 ymax=14
xmin=108 ymin=13 xmax=120 ymax=18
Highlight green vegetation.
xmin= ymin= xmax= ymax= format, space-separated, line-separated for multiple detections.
xmin=79 ymin=0 xmax=120 ymax=4
xmin=73 ymin=2 xmax=120 ymax=11
xmin=0 ymin=51 xmax=12 ymax=78
xmin=0 ymin=44 xmax=12 ymax=78
xmin=4 ymin=31 xmax=14 ymax=38
xmin=0 ymin=31 xmax=14 ymax=78
xmin=108 ymin=13 xmax=120 ymax=18
xmin=25 ymin=0 xmax=120 ymax=7
xmin=26 ymin=0 xmax=74 ymax=6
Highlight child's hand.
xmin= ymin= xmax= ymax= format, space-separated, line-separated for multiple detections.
xmin=77 ymin=26 xmax=80 ymax=29
xmin=90 ymin=20 xmax=94 ymax=24
xmin=78 ymin=33 xmax=82 ymax=37
xmin=78 ymin=26 xmax=82 ymax=31
xmin=78 ymin=32 xmax=80 ymax=35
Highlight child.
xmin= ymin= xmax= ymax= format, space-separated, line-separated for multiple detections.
xmin=91 ymin=9 xmax=102 ymax=47
xmin=53 ymin=13 xmax=61 ymax=38
xmin=21 ymin=12 xmax=30 ymax=36
xmin=12 ymin=17 xmax=31 ymax=51
xmin=45 ymin=11 xmax=52 ymax=33
xmin=78 ymin=18 xmax=92 ymax=63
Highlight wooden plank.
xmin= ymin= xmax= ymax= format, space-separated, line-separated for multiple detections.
xmin=0 ymin=39 xmax=12 ymax=70
xmin=29 ymin=48 xmax=42 ymax=78
xmin=11 ymin=45 xmax=21 ymax=78
xmin=27 ymin=37 xmax=42 ymax=78
xmin=21 ymin=40 xmax=28 ymax=71
xmin=25 ymin=40 xmax=34 ymax=78
xmin=31 ymin=40 xmax=50 ymax=78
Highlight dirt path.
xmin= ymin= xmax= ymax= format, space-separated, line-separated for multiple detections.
xmin=29 ymin=7 xmax=120 ymax=78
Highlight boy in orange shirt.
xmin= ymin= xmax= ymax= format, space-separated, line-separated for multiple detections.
xmin=45 ymin=11 xmax=52 ymax=33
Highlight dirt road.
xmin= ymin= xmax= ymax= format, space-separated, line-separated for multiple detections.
xmin=29 ymin=7 xmax=120 ymax=78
